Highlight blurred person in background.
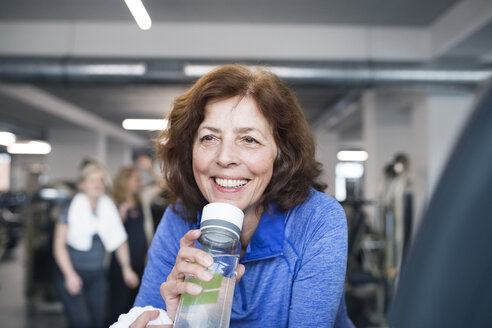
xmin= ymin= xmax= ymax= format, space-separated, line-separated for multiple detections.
xmin=106 ymin=166 xmax=149 ymax=325
xmin=134 ymin=152 xmax=164 ymax=241
xmin=53 ymin=163 xmax=139 ymax=328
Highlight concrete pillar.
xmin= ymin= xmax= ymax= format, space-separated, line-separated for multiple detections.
xmin=362 ymin=89 xmax=378 ymax=202
xmin=362 ymin=87 xmax=423 ymax=230
xmin=362 ymin=88 xmax=416 ymax=200
xmin=411 ymin=90 xmax=474 ymax=230
xmin=314 ymin=128 xmax=339 ymax=197
xmin=361 ymin=86 xmax=474 ymax=232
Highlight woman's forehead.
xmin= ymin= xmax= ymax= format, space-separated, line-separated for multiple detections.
xmin=202 ymin=96 xmax=271 ymax=129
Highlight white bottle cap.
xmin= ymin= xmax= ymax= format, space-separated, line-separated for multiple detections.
xmin=201 ymin=202 xmax=244 ymax=238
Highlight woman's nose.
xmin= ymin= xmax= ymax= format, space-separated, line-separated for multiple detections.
xmin=216 ymin=140 xmax=239 ymax=167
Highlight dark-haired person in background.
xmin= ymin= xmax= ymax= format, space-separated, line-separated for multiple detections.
xmin=106 ymin=166 xmax=149 ymax=325
xmin=130 ymin=65 xmax=353 ymax=327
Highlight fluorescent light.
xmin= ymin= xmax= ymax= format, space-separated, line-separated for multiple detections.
xmin=0 ymin=131 xmax=16 ymax=146
xmin=122 ymin=119 xmax=168 ymax=131
xmin=336 ymin=162 xmax=365 ymax=179
xmin=7 ymin=140 xmax=51 ymax=155
xmin=337 ymin=150 xmax=368 ymax=162
xmin=124 ymin=0 xmax=152 ymax=30
xmin=184 ymin=64 xmax=219 ymax=77
xmin=72 ymin=64 xmax=146 ymax=76
xmin=40 ymin=188 xmax=69 ymax=200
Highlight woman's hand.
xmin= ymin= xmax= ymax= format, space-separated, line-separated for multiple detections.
xmin=122 ymin=266 xmax=140 ymax=288
xmin=129 ymin=310 xmax=172 ymax=328
xmin=160 ymin=229 xmax=246 ymax=320
xmin=159 ymin=229 xmax=215 ymax=320
xmin=64 ymin=271 xmax=83 ymax=295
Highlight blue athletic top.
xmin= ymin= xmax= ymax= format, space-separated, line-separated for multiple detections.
xmin=135 ymin=188 xmax=353 ymax=327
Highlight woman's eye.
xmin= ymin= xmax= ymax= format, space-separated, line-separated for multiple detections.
xmin=243 ymin=136 xmax=259 ymax=144
xmin=200 ymin=135 xmax=215 ymax=142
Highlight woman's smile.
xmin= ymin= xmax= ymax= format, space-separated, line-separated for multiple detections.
xmin=212 ymin=177 xmax=249 ymax=190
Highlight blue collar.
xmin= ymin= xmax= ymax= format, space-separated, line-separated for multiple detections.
xmin=197 ymin=205 xmax=286 ymax=263
xmin=240 ymin=205 xmax=286 ymax=263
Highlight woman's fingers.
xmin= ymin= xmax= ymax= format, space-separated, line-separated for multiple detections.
xmin=236 ymin=264 xmax=245 ymax=283
xmin=129 ymin=310 xmax=160 ymax=328
xmin=163 ymin=277 xmax=206 ymax=297
xmin=179 ymin=229 xmax=201 ymax=248
xmin=172 ymin=259 xmax=214 ymax=282
xmin=177 ymin=244 xmax=213 ymax=268
xmin=160 ymin=280 xmax=188 ymax=321
xmin=160 ymin=276 xmax=206 ymax=320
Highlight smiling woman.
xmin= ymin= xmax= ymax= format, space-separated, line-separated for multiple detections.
xmin=128 ymin=65 xmax=354 ymax=327
xmin=158 ymin=64 xmax=326 ymax=224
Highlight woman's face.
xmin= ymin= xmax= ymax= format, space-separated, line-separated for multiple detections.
xmin=127 ymin=171 xmax=141 ymax=194
xmin=80 ymin=170 xmax=106 ymax=200
xmin=192 ymin=96 xmax=278 ymax=216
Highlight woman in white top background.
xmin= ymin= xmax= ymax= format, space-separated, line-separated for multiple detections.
xmin=53 ymin=163 xmax=139 ymax=328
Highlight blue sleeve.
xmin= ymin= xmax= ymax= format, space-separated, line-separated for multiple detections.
xmin=134 ymin=206 xmax=194 ymax=309
xmin=288 ymin=197 xmax=348 ymax=327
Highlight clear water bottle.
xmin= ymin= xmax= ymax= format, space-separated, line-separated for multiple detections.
xmin=173 ymin=202 xmax=244 ymax=328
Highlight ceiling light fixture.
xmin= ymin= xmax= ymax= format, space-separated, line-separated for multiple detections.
xmin=0 ymin=131 xmax=16 ymax=146
xmin=122 ymin=119 xmax=168 ymax=131
xmin=337 ymin=150 xmax=368 ymax=162
xmin=184 ymin=64 xmax=219 ymax=77
xmin=7 ymin=140 xmax=51 ymax=155
xmin=71 ymin=63 xmax=147 ymax=76
xmin=124 ymin=0 xmax=152 ymax=30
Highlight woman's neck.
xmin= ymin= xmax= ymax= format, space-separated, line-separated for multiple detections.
xmin=239 ymin=208 xmax=262 ymax=255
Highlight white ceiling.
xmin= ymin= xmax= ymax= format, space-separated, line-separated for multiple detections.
xmin=0 ymin=0 xmax=460 ymax=26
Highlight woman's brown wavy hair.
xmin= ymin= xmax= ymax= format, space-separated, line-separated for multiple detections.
xmin=156 ymin=64 xmax=326 ymax=222
xmin=112 ymin=165 xmax=141 ymax=206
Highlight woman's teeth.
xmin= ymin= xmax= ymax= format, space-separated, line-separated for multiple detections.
xmin=215 ymin=178 xmax=248 ymax=188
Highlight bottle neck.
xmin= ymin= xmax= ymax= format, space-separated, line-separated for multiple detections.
xmin=199 ymin=227 xmax=241 ymax=255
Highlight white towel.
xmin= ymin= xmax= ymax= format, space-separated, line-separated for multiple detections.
xmin=66 ymin=193 xmax=127 ymax=252
xmin=109 ymin=306 xmax=173 ymax=327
